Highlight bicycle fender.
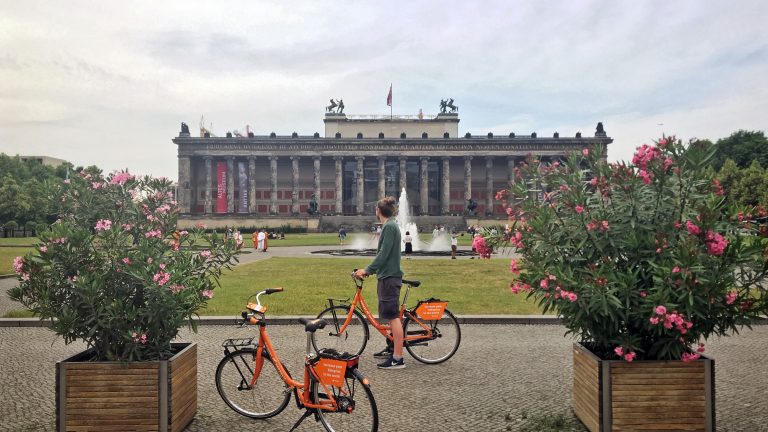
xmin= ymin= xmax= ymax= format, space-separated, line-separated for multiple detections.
xmin=351 ymin=368 xmax=371 ymax=388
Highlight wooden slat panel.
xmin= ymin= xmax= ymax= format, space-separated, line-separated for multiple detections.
xmin=572 ymin=345 xmax=600 ymax=432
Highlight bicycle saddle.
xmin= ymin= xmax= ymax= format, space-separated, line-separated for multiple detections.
xmin=298 ymin=318 xmax=327 ymax=332
xmin=403 ymin=279 xmax=421 ymax=287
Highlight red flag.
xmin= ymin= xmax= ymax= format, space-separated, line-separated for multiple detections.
xmin=386 ymin=84 xmax=392 ymax=107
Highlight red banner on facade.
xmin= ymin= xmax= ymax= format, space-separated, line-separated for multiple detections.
xmin=216 ymin=162 xmax=227 ymax=213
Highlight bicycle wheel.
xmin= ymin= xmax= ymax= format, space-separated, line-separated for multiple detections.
xmin=313 ymin=369 xmax=378 ymax=432
xmin=312 ymin=306 xmax=369 ymax=356
xmin=403 ymin=308 xmax=461 ymax=364
xmin=215 ymin=348 xmax=291 ymax=419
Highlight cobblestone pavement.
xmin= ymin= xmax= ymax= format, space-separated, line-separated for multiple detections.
xmin=0 ymin=324 xmax=766 ymax=431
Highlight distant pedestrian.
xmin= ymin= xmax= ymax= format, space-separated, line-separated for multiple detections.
xmin=450 ymin=232 xmax=458 ymax=259
xmin=403 ymin=231 xmax=413 ymax=259
xmin=257 ymin=229 xmax=266 ymax=251
xmin=339 ymin=227 xmax=347 ymax=246
xmin=252 ymin=231 xmax=258 ymax=249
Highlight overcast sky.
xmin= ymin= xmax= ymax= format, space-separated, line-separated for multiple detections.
xmin=1 ymin=1 xmax=766 ymax=180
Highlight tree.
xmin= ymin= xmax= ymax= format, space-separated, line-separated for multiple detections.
xmin=712 ymin=130 xmax=768 ymax=170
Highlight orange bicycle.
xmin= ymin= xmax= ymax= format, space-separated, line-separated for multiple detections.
xmin=311 ymin=271 xmax=461 ymax=364
xmin=215 ymin=287 xmax=378 ymax=432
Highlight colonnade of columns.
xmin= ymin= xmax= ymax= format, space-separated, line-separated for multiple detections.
xmin=177 ymin=155 xmax=521 ymax=216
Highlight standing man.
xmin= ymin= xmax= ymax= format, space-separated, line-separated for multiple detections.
xmin=338 ymin=226 xmax=347 ymax=246
xmin=450 ymin=232 xmax=458 ymax=259
xmin=354 ymin=197 xmax=405 ymax=369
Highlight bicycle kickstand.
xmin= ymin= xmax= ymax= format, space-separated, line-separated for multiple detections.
xmin=288 ymin=408 xmax=316 ymax=432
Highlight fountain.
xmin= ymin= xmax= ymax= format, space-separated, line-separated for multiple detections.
xmin=313 ymin=187 xmax=466 ymax=256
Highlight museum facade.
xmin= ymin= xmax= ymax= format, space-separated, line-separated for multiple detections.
xmin=173 ymin=112 xmax=612 ymax=220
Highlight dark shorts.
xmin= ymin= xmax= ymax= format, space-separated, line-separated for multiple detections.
xmin=377 ymin=277 xmax=402 ymax=320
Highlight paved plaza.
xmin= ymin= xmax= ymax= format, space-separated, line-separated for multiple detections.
xmin=1 ymin=247 xmax=768 ymax=431
xmin=0 ymin=323 xmax=767 ymax=431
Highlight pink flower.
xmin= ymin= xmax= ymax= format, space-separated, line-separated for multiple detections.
xmin=582 ymin=148 xmax=589 ymax=156
xmin=202 ymin=289 xmax=214 ymax=299
xmin=650 ymin=317 xmax=660 ymax=325
xmin=655 ymin=305 xmax=667 ymax=315
xmin=39 ymin=245 xmax=48 ymax=253
xmin=705 ymin=231 xmax=728 ymax=256
xmin=122 ymin=223 xmax=133 ymax=231
xmin=586 ymin=221 xmax=598 ymax=231
xmin=614 ymin=346 xmax=624 ymax=356
xmin=152 ymin=271 xmax=171 ymax=286
xmin=674 ymin=221 xmax=681 ymax=229
xmin=95 ymin=219 xmax=112 ymax=232
xmin=640 ymin=291 xmax=647 ymax=298
xmin=725 ymin=290 xmax=737 ymax=305
xmin=575 ymin=205 xmax=584 ymax=214
xmin=509 ymin=259 xmax=520 ymax=275
xmin=681 ymin=352 xmax=701 ymax=363
xmin=169 ymin=284 xmax=184 ymax=293
xmin=601 ymin=220 xmax=609 ymax=230
xmin=672 ymin=266 xmax=680 ymax=273
xmin=200 ymin=250 xmax=212 ymax=259
xmin=91 ymin=182 xmax=102 ymax=190
xmin=540 ymin=278 xmax=549 ymax=289
xmin=697 ymin=343 xmax=706 ymax=353
xmin=109 ymin=171 xmax=135 ymax=185
xmin=140 ymin=334 xmax=148 ymax=345
xmin=63 ymin=179 xmax=71 ymax=184
xmin=122 ymin=257 xmax=132 ymax=265
xmin=589 ymin=177 xmax=598 ymax=186
xmin=686 ymin=220 xmax=701 ymax=236
xmin=624 ymin=352 xmax=636 ymax=362
xmin=13 ymin=256 xmax=24 ymax=274
xmin=567 ymin=292 xmax=578 ymax=302
xmin=144 ymin=229 xmax=163 ymax=239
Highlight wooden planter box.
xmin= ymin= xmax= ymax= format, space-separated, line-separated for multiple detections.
xmin=56 ymin=342 xmax=197 ymax=432
xmin=572 ymin=342 xmax=714 ymax=432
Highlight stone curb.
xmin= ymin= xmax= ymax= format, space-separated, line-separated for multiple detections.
xmin=0 ymin=274 xmax=15 ymax=279
xmin=2 ymin=315 xmax=766 ymax=328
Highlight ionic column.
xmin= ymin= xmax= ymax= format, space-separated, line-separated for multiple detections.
xmin=204 ymin=157 xmax=212 ymax=214
xmin=464 ymin=156 xmax=473 ymax=201
xmin=248 ymin=157 xmax=256 ymax=213
xmin=485 ymin=156 xmax=494 ymax=216
xmin=377 ymin=157 xmax=386 ymax=198
xmin=420 ymin=157 xmax=429 ymax=215
xmin=399 ymin=157 xmax=407 ymax=192
xmin=269 ymin=156 xmax=278 ymax=215
xmin=177 ymin=156 xmax=191 ymax=213
xmin=356 ymin=156 xmax=365 ymax=215
xmin=290 ymin=156 xmax=300 ymax=215
xmin=313 ymin=157 xmax=321 ymax=203
xmin=334 ymin=157 xmax=343 ymax=214
xmin=507 ymin=156 xmax=515 ymax=186
xmin=226 ymin=157 xmax=235 ymax=213
xmin=441 ymin=157 xmax=450 ymax=215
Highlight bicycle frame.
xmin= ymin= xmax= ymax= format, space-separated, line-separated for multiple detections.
xmin=329 ymin=281 xmax=436 ymax=343
xmin=245 ymin=323 xmax=346 ymax=412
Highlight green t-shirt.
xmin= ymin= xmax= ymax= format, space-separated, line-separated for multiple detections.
xmin=365 ymin=219 xmax=403 ymax=280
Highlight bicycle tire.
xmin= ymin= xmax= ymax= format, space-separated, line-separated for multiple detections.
xmin=403 ymin=308 xmax=461 ymax=364
xmin=313 ymin=306 xmax=369 ymax=356
xmin=313 ymin=369 xmax=378 ymax=432
xmin=215 ymin=348 xmax=291 ymax=419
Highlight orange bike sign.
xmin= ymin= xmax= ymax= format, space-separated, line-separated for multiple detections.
xmin=415 ymin=301 xmax=448 ymax=320
xmin=315 ymin=358 xmax=347 ymax=388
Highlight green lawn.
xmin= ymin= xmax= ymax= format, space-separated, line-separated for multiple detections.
xmin=0 ymin=247 xmax=34 ymax=274
xmin=0 ymin=237 xmax=37 ymax=246
xmin=204 ymin=257 xmax=538 ymax=316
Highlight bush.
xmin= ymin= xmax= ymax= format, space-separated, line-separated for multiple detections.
xmin=491 ymin=138 xmax=768 ymax=361
xmin=9 ymin=171 xmax=240 ymax=361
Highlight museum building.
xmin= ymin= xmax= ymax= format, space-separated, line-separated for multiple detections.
xmin=173 ymin=111 xmax=612 ymax=224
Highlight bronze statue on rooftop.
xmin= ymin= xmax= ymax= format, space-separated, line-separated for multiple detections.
xmin=447 ymin=98 xmax=458 ymax=113
xmin=326 ymin=98 xmax=345 ymax=114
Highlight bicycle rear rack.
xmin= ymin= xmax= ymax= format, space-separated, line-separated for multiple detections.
xmin=221 ymin=338 xmax=255 ymax=355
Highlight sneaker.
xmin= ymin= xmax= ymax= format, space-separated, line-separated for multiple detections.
xmin=372 ymin=346 xmax=393 ymax=358
xmin=377 ymin=355 xmax=405 ymax=370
